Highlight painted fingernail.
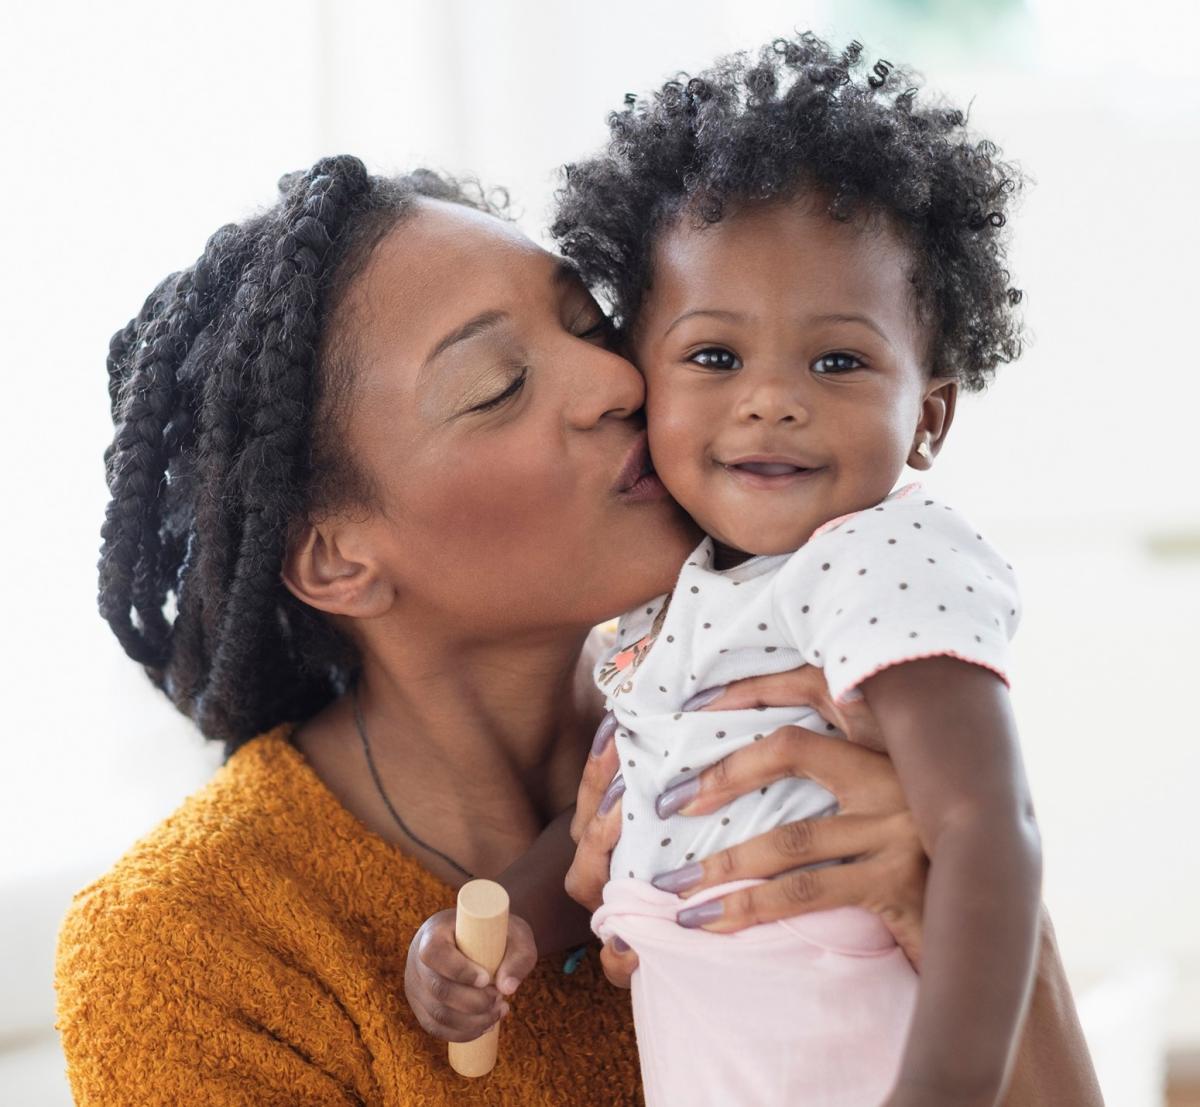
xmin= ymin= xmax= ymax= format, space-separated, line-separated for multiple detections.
xmin=598 ymin=773 xmax=626 ymax=815
xmin=611 ymin=936 xmax=631 ymax=952
xmin=677 ymin=899 xmax=724 ymax=928
xmin=840 ymin=687 xmax=864 ymax=703
xmin=591 ymin=710 xmax=618 ymax=756
xmin=681 ymin=685 xmax=727 ymax=711
xmin=655 ymin=777 xmax=700 ymax=819
xmin=651 ymin=861 xmax=703 ymax=893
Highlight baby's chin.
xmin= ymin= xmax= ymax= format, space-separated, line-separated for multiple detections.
xmin=699 ymin=515 xmax=817 ymax=561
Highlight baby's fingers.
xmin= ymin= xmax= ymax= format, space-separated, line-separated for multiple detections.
xmin=409 ymin=988 xmax=508 ymax=1044
xmin=413 ymin=953 xmax=504 ymax=1018
xmin=415 ymin=909 xmax=494 ymax=989
xmin=494 ymin=914 xmax=538 ymax=996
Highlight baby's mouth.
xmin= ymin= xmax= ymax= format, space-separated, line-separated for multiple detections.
xmin=718 ymin=455 xmax=826 ymax=486
xmin=729 ymin=461 xmax=808 ymax=476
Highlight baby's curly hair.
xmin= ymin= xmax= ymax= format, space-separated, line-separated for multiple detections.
xmin=99 ymin=155 xmax=506 ymax=757
xmin=552 ymin=31 xmax=1026 ymax=390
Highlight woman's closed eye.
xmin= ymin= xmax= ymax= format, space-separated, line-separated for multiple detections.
xmin=574 ymin=313 xmax=616 ymax=344
xmin=812 ymin=351 xmax=865 ymax=374
xmin=467 ymin=366 xmax=528 ymax=414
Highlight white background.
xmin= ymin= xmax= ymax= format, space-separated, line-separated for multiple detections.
xmin=3 ymin=0 xmax=1198 ymax=1100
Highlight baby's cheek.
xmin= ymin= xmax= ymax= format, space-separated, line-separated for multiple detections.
xmin=645 ymin=401 xmax=708 ymax=498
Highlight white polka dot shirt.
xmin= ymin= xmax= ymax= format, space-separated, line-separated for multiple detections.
xmin=595 ymin=482 xmax=1021 ymax=882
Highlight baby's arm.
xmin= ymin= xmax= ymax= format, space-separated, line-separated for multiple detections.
xmin=863 ymin=655 xmax=1042 ymax=1107
xmin=498 ymin=805 xmax=595 ymax=956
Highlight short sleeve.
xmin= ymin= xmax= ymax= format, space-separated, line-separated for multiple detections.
xmin=771 ymin=490 xmax=1021 ymax=705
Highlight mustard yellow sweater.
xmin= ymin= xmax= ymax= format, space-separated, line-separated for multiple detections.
xmin=54 ymin=721 xmax=642 ymax=1106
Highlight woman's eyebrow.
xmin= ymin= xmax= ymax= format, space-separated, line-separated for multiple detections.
xmin=423 ymin=310 xmax=508 ymax=368
xmin=422 ymin=263 xmax=579 ymax=370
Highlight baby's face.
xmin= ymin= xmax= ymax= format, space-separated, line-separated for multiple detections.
xmin=630 ymin=196 xmax=953 ymax=560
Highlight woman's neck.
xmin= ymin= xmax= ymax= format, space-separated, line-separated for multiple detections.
xmin=295 ymin=625 xmax=598 ymax=882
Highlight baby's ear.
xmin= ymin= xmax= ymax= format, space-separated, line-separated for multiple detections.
xmin=918 ymin=376 xmax=958 ymax=460
xmin=906 ymin=377 xmax=957 ymax=470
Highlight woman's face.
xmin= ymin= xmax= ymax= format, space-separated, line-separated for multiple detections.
xmin=329 ymin=198 xmax=698 ymax=636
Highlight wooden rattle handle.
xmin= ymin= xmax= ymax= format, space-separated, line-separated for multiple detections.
xmin=448 ymin=879 xmax=510 ymax=1078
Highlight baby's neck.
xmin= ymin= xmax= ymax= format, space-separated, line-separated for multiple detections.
xmin=711 ymin=539 xmax=756 ymax=570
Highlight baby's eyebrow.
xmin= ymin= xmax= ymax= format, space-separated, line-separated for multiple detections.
xmin=810 ymin=312 xmax=890 ymax=343
xmin=664 ymin=308 xmax=747 ymax=337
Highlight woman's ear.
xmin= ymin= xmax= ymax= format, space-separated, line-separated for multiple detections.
xmin=908 ymin=377 xmax=958 ymax=471
xmin=281 ymin=518 xmax=395 ymax=620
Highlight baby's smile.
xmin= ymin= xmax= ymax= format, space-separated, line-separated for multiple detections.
xmin=716 ymin=452 xmax=828 ymax=489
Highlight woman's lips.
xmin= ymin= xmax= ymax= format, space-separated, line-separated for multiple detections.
xmin=613 ymin=432 xmax=669 ymax=502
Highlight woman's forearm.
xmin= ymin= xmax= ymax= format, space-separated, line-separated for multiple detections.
xmin=498 ymin=806 xmax=595 ymax=957
xmin=999 ymin=905 xmax=1104 ymax=1106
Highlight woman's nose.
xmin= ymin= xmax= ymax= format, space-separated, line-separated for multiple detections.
xmin=733 ymin=370 xmax=810 ymax=425
xmin=564 ymin=342 xmax=646 ymax=429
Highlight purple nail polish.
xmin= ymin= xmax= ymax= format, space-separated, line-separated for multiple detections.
xmin=591 ymin=710 xmax=617 ymax=756
xmin=651 ymin=861 xmax=703 ymax=894
xmin=681 ymin=685 xmax=727 ymax=711
xmin=655 ymin=777 xmax=700 ymax=819
xmin=677 ymin=899 xmax=724 ymax=928
xmin=598 ymin=773 xmax=626 ymax=815
xmin=611 ymin=936 xmax=631 ymax=952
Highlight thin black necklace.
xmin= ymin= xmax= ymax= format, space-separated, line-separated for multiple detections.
xmin=351 ymin=677 xmax=477 ymax=882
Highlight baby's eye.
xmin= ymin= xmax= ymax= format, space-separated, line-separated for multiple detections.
xmin=812 ymin=352 xmax=864 ymax=374
xmin=690 ymin=347 xmax=742 ymax=371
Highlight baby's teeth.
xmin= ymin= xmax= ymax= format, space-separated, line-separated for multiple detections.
xmin=739 ymin=462 xmax=799 ymax=476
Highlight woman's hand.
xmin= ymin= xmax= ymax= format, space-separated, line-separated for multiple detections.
xmin=649 ymin=667 xmax=927 ymax=965
xmin=568 ymin=665 xmax=928 ymax=979
xmin=403 ymin=908 xmax=537 ymax=1042
xmin=564 ymin=710 xmax=642 ymax=989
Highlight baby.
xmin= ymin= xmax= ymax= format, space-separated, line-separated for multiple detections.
xmin=552 ymin=32 xmax=1041 ymax=1107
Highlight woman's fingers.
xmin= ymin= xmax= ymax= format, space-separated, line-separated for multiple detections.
xmin=656 ymin=725 xmax=902 ymax=820
xmin=598 ymin=936 xmax=640 ymax=989
xmin=695 ymin=667 xmax=830 ymax=714
xmin=564 ymin=774 xmax=624 ymax=912
xmin=676 ymin=858 xmax=870 ymax=933
xmin=660 ymin=811 xmax=927 ymax=956
xmin=697 ymin=666 xmax=885 ymax=751
xmin=570 ymin=711 xmax=621 ymax=844
xmin=654 ymin=813 xmax=892 ymax=898
xmin=675 ymin=854 xmax=922 ymax=938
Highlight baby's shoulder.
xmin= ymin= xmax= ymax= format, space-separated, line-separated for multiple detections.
xmin=806 ymin=484 xmax=997 ymax=553
xmin=774 ymin=484 xmax=1014 ymax=590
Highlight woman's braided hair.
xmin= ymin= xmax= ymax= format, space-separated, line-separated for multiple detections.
xmin=98 ymin=155 xmax=505 ymax=759
xmin=552 ymin=31 xmax=1026 ymax=390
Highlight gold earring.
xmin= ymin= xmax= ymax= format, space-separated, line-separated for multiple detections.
xmin=916 ymin=439 xmax=933 ymax=462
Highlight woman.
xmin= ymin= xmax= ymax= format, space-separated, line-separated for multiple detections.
xmin=56 ymin=155 xmax=1100 ymax=1106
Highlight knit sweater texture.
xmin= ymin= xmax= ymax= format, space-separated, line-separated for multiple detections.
xmin=54 ymin=720 xmax=642 ymax=1106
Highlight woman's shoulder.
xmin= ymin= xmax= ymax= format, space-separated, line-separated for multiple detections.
xmin=54 ymin=723 xmax=646 ymax=1105
xmin=57 ymin=721 xmax=446 ymax=943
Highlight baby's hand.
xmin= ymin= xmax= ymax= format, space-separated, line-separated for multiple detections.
xmin=404 ymin=907 xmax=538 ymax=1042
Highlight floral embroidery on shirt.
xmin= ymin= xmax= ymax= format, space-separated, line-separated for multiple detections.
xmin=597 ymin=594 xmax=672 ymax=691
